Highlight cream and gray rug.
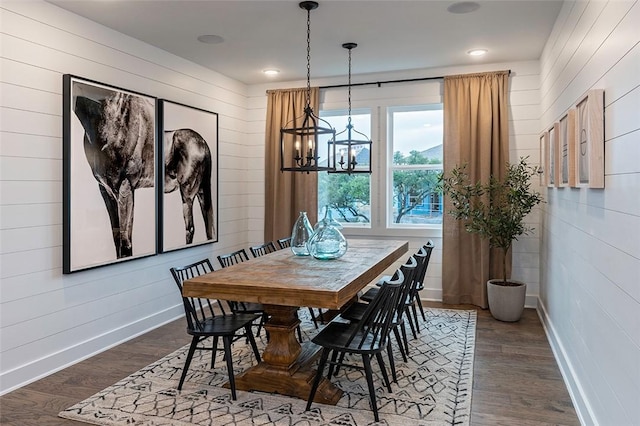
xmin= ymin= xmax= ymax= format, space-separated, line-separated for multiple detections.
xmin=59 ymin=308 xmax=476 ymax=426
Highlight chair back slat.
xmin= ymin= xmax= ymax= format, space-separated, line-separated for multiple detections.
xmin=217 ymin=248 xmax=250 ymax=268
xmin=276 ymin=237 xmax=292 ymax=250
xmin=249 ymin=241 xmax=277 ymax=258
xmin=170 ymin=259 xmax=227 ymax=331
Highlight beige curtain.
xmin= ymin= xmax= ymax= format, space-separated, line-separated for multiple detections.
xmin=264 ymin=88 xmax=319 ymax=243
xmin=442 ymin=71 xmax=510 ymax=308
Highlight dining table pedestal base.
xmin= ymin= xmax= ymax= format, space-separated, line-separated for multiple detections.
xmin=229 ymin=304 xmax=343 ymax=405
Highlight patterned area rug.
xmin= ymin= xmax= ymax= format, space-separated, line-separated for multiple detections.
xmin=59 ymin=308 xmax=476 ymax=426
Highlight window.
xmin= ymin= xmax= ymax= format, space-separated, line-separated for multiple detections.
xmin=318 ymin=98 xmax=443 ymax=233
xmin=388 ymin=105 xmax=443 ymax=226
xmin=318 ymin=110 xmax=372 ymax=226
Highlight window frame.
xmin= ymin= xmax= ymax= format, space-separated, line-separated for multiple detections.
xmin=318 ymin=108 xmax=373 ymax=228
xmin=319 ymin=89 xmax=443 ymax=239
xmin=386 ymin=104 xmax=443 ymax=230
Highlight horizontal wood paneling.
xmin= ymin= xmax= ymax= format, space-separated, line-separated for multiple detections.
xmin=537 ymin=1 xmax=639 ymax=424
xmin=0 ymin=1 xmax=252 ymax=395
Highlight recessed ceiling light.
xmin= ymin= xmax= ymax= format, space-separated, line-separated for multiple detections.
xmin=262 ymin=69 xmax=280 ymax=76
xmin=197 ymin=34 xmax=224 ymax=44
xmin=467 ymin=49 xmax=488 ymax=56
xmin=447 ymin=1 xmax=480 ymax=14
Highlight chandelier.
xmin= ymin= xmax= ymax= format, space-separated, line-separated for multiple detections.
xmin=280 ymin=1 xmax=336 ymax=173
xmin=328 ymin=43 xmax=372 ymax=174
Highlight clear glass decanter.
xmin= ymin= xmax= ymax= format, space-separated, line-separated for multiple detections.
xmin=290 ymin=211 xmax=314 ymax=256
xmin=308 ymin=207 xmax=348 ymax=260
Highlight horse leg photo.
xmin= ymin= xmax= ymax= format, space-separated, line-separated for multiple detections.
xmin=117 ymin=179 xmax=135 ymax=258
xmin=197 ymin=161 xmax=215 ymax=239
xmin=98 ymin=185 xmax=125 ymax=258
xmin=180 ymin=194 xmax=195 ymax=244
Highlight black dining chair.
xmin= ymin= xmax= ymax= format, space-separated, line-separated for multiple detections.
xmin=361 ymin=241 xmax=434 ymax=335
xmin=337 ymin=255 xmax=418 ymax=382
xmin=276 ymin=237 xmax=291 ymax=250
xmin=217 ymin=248 xmax=267 ymax=337
xmin=217 ymin=248 xmax=250 ymax=267
xmin=249 ymin=241 xmax=277 ymax=258
xmin=412 ymin=240 xmax=435 ymax=322
xmin=305 ymin=265 xmax=408 ymax=422
xmin=170 ymin=259 xmax=262 ymax=399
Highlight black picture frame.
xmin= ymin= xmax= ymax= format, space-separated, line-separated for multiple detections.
xmin=157 ymin=100 xmax=219 ymax=253
xmin=63 ymin=75 xmax=158 ymax=274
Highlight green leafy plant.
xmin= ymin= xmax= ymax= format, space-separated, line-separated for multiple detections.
xmin=439 ymin=157 xmax=543 ymax=285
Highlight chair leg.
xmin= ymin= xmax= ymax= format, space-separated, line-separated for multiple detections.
xmin=400 ymin=321 xmax=410 ymax=356
xmin=392 ymin=326 xmax=407 ymax=363
xmin=387 ymin=341 xmax=397 ymax=383
xmin=256 ymin=313 xmax=268 ymax=338
xmin=308 ymin=307 xmax=319 ymax=329
xmin=334 ymin=352 xmax=347 ymax=377
xmin=411 ymin=303 xmax=420 ymax=333
xmin=375 ymin=352 xmax=392 ymax=392
xmin=297 ymin=325 xmax=303 ymax=342
xmin=362 ymin=354 xmax=379 ymax=422
xmin=416 ymin=295 xmax=427 ymax=321
xmin=306 ymin=348 xmax=331 ymax=411
xmin=178 ymin=336 xmax=199 ymax=391
xmin=222 ymin=336 xmax=237 ymax=400
xmin=211 ymin=336 xmax=219 ymax=369
xmin=327 ymin=350 xmax=339 ymax=379
xmin=245 ymin=325 xmax=262 ymax=363
xmin=406 ymin=307 xmax=418 ymax=340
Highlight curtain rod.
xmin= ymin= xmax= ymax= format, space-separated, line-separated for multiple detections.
xmin=319 ymin=69 xmax=511 ymax=90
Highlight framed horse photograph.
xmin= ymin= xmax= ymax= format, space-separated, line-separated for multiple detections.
xmin=158 ymin=100 xmax=218 ymax=253
xmin=62 ymin=75 xmax=158 ymax=274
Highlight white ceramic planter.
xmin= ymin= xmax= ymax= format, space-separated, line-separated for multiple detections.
xmin=487 ymin=279 xmax=526 ymax=322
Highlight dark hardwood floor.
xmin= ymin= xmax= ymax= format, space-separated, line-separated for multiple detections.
xmin=0 ymin=302 xmax=579 ymax=425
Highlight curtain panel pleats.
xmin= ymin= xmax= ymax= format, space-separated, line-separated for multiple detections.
xmin=264 ymin=88 xmax=319 ymax=243
xmin=442 ymin=70 xmax=511 ymax=308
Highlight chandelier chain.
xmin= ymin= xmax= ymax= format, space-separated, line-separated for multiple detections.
xmin=306 ymin=7 xmax=311 ymax=107
xmin=347 ymin=47 xmax=352 ymax=125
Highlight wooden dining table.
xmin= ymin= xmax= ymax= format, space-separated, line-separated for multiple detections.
xmin=182 ymin=238 xmax=408 ymax=404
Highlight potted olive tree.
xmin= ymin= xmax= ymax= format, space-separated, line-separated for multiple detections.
xmin=439 ymin=157 xmax=543 ymax=321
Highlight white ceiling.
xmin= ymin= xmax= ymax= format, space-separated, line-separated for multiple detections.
xmin=48 ymin=0 xmax=563 ymax=85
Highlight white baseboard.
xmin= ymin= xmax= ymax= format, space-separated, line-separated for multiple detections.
xmin=0 ymin=305 xmax=184 ymax=396
xmin=420 ymin=288 xmax=538 ymax=310
xmin=525 ymin=294 xmax=538 ymax=309
xmin=420 ymin=287 xmax=442 ymax=301
xmin=536 ymin=299 xmax=595 ymax=426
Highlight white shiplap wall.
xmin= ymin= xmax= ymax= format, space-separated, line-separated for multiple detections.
xmin=537 ymin=1 xmax=640 ymax=425
xmin=247 ymin=60 xmax=544 ymax=305
xmin=0 ymin=1 xmax=251 ymax=394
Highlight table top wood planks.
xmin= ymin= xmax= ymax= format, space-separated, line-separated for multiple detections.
xmin=182 ymin=239 xmax=409 ymax=405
